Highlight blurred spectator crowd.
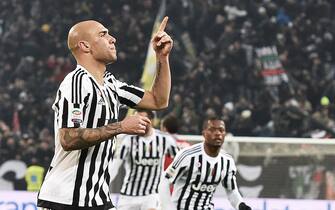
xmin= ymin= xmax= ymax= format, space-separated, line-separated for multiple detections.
xmin=1 ymin=0 xmax=335 ymax=166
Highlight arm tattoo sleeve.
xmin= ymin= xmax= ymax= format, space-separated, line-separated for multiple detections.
xmin=60 ymin=122 xmax=122 ymax=151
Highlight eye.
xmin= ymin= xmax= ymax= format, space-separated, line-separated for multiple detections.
xmin=100 ymin=31 xmax=107 ymax=37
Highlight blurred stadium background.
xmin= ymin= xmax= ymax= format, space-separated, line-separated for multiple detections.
xmin=1 ymin=0 xmax=335 ymax=209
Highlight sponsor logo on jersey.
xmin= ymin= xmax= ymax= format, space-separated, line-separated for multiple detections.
xmin=134 ymin=158 xmax=160 ymax=166
xmin=191 ymin=182 xmax=217 ymax=192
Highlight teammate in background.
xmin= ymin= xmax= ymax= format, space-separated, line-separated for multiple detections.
xmin=160 ymin=114 xmax=190 ymax=170
xmin=159 ymin=117 xmax=252 ymax=210
xmin=38 ymin=17 xmax=173 ymax=210
xmin=110 ymin=109 xmax=178 ymax=210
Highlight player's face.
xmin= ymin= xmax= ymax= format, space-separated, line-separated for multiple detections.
xmin=89 ymin=23 xmax=117 ymax=64
xmin=202 ymin=120 xmax=226 ymax=147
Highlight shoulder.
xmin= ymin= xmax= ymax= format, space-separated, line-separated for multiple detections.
xmin=59 ymin=68 xmax=91 ymax=91
xmin=104 ymin=71 xmax=117 ymax=83
xmin=155 ymin=130 xmax=174 ymax=140
xmin=172 ymin=143 xmax=202 ymax=167
xmin=219 ymin=150 xmax=234 ymax=160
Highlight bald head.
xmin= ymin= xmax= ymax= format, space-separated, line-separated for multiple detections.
xmin=67 ymin=20 xmax=117 ymax=64
xmin=67 ymin=20 xmax=102 ymax=53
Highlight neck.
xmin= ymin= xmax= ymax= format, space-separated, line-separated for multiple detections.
xmin=204 ymin=143 xmax=220 ymax=157
xmin=77 ymin=57 xmax=106 ymax=85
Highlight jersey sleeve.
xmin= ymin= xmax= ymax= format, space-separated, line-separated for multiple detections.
xmin=111 ymin=76 xmax=144 ymax=108
xmin=222 ymin=158 xmax=238 ymax=191
xmin=52 ymin=74 xmax=92 ymax=128
xmin=164 ymin=148 xmax=190 ymax=184
xmin=165 ymin=136 xmax=179 ymax=158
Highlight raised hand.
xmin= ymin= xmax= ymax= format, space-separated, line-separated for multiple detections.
xmin=152 ymin=16 xmax=173 ymax=58
xmin=120 ymin=115 xmax=151 ymax=135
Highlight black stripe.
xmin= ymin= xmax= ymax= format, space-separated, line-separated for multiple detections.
xmin=54 ymin=90 xmax=62 ymax=124
xmin=82 ymin=93 xmax=91 ymax=124
xmin=172 ymin=166 xmax=186 ymax=184
xmin=155 ymin=136 xmax=159 ymax=158
xmin=84 ymin=144 xmax=101 ymax=206
xmin=72 ymin=149 xmax=88 ymax=206
xmin=148 ymin=161 xmax=159 ymax=193
xmin=178 ymin=156 xmax=195 ymax=210
xmin=223 ymin=159 xmax=230 ymax=188
xmin=170 ymin=145 xmax=177 ymax=157
xmin=216 ymin=157 xmax=224 ymax=184
xmin=121 ymin=137 xmax=134 ymax=194
xmin=105 ymin=87 xmax=116 ymax=120
xmin=78 ymin=72 xmax=86 ymax=103
xmin=135 ymin=141 xmax=146 ymax=195
xmin=129 ymin=136 xmax=140 ymax=195
xmin=97 ymin=105 xmax=106 ymax=127
xmin=87 ymin=78 xmax=98 ymax=128
xmin=194 ymin=160 xmax=211 ymax=208
xmin=188 ymin=155 xmax=204 ymax=209
xmin=136 ymin=165 xmax=146 ymax=196
xmin=72 ymin=69 xmax=84 ymax=104
xmin=119 ymin=85 xmax=144 ymax=98
xmin=61 ymin=98 xmax=69 ymax=128
xmin=120 ymin=146 xmax=126 ymax=159
xmin=119 ymin=96 xmax=137 ymax=107
xmin=231 ymin=170 xmax=236 ymax=190
xmin=99 ymin=139 xmax=114 ymax=203
xmin=142 ymin=141 xmax=158 ymax=195
xmin=162 ymin=137 xmax=166 ymax=156
xmin=91 ymin=140 xmax=109 ymax=206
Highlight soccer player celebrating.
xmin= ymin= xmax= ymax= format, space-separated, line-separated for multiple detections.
xmin=37 ymin=17 xmax=173 ymax=210
xmin=159 ymin=117 xmax=252 ymax=210
xmin=110 ymin=109 xmax=178 ymax=210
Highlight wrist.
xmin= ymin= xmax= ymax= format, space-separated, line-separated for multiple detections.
xmin=116 ymin=121 xmax=123 ymax=134
xmin=156 ymin=55 xmax=169 ymax=63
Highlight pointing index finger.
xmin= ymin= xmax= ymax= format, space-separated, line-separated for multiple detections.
xmin=158 ymin=16 xmax=168 ymax=32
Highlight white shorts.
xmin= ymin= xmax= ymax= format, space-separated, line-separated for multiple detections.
xmin=117 ymin=194 xmax=160 ymax=210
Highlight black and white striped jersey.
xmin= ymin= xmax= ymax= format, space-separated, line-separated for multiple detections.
xmin=114 ymin=129 xmax=178 ymax=196
xmin=164 ymin=143 xmax=239 ymax=210
xmin=38 ymin=65 xmax=144 ymax=209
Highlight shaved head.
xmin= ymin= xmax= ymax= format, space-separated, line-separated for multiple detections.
xmin=68 ymin=20 xmax=103 ymax=53
xmin=67 ymin=20 xmax=117 ymax=64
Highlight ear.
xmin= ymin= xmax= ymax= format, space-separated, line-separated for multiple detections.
xmin=77 ymin=41 xmax=90 ymax=53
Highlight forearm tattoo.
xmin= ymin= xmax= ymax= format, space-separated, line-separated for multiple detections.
xmin=60 ymin=122 xmax=122 ymax=150
xmin=154 ymin=61 xmax=162 ymax=88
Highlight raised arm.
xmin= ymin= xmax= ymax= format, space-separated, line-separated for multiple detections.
xmin=137 ymin=16 xmax=173 ymax=110
xmin=59 ymin=115 xmax=151 ymax=151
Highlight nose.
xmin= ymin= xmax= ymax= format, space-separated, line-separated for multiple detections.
xmin=109 ymin=35 xmax=116 ymax=44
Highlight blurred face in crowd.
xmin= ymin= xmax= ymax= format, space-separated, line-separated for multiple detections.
xmin=202 ymin=119 xmax=226 ymax=147
xmin=68 ymin=20 xmax=117 ymax=64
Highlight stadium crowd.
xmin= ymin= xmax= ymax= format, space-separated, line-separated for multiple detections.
xmin=1 ymin=0 xmax=335 ymax=196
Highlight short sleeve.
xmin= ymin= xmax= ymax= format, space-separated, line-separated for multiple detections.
xmin=164 ymin=148 xmax=190 ymax=184
xmin=222 ymin=158 xmax=238 ymax=191
xmin=52 ymin=72 xmax=91 ymax=128
xmin=165 ymin=136 xmax=179 ymax=158
xmin=105 ymin=73 xmax=144 ymax=107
